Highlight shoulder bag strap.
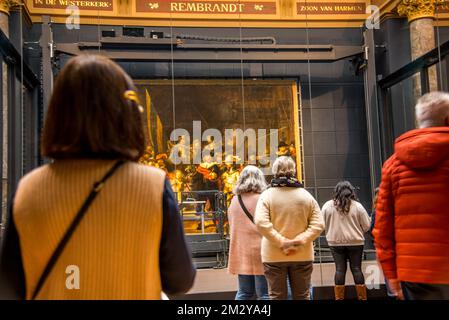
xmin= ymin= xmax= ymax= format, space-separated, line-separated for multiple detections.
xmin=237 ymin=195 xmax=255 ymax=224
xmin=31 ymin=160 xmax=125 ymax=300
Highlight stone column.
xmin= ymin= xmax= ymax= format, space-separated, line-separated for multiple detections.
xmin=397 ymin=0 xmax=442 ymax=97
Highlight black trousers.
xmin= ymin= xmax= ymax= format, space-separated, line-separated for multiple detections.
xmin=329 ymin=245 xmax=365 ymax=285
xmin=402 ymin=282 xmax=449 ymax=300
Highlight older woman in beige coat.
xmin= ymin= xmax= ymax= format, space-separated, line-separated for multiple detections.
xmin=228 ymin=165 xmax=269 ymax=300
xmin=255 ymin=156 xmax=324 ymax=300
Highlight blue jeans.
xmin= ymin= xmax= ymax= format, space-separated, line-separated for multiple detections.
xmin=384 ymin=276 xmax=396 ymax=298
xmin=236 ymin=275 xmax=270 ymax=300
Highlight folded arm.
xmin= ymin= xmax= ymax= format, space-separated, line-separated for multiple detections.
xmin=358 ymin=203 xmax=372 ymax=233
xmin=159 ymin=179 xmax=196 ymax=295
xmin=254 ymin=193 xmax=288 ymax=248
xmin=294 ymin=198 xmax=325 ymax=244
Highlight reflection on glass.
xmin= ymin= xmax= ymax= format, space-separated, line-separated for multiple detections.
xmin=136 ymin=79 xmax=302 ymax=234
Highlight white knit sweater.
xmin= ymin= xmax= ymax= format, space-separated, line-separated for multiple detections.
xmin=322 ymin=200 xmax=371 ymax=246
xmin=254 ymin=187 xmax=324 ymax=263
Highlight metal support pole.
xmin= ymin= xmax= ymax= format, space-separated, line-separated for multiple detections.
xmin=377 ymin=85 xmax=394 ymax=160
xmin=420 ymin=67 xmax=430 ymax=95
xmin=363 ymin=28 xmax=383 ymax=195
xmin=40 ymin=15 xmax=53 ymax=117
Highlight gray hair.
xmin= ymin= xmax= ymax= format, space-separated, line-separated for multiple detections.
xmin=233 ymin=165 xmax=267 ymax=195
xmin=416 ymin=91 xmax=449 ymax=128
xmin=272 ymin=156 xmax=296 ymax=178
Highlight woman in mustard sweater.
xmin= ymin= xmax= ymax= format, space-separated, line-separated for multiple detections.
xmin=0 ymin=55 xmax=195 ymax=300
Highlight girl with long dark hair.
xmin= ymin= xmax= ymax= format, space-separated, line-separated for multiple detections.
xmin=322 ymin=181 xmax=371 ymax=300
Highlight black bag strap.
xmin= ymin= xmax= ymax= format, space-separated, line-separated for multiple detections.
xmin=31 ymin=160 xmax=125 ymax=300
xmin=237 ymin=195 xmax=254 ymax=224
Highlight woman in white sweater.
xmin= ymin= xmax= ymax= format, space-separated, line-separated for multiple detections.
xmin=322 ymin=181 xmax=371 ymax=301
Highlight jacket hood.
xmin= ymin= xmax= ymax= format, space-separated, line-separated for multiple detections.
xmin=395 ymin=127 xmax=449 ymax=170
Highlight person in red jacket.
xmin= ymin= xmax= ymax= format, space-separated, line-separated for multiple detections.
xmin=373 ymin=91 xmax=449 ymax=300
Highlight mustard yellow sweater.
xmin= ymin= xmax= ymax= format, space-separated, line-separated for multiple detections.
xmin=13 ymin=159 xmax=165 ymax=300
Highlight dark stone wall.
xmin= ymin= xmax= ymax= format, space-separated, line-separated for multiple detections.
xmin=374 ymin=18 xmax=415 ymax=144
xmin=302 ymin=83 xmax=370 ymax=208
xmin=374 ymin=18 xmax=411 ymax=77
xmin=436 ymin=26 xmax=449 ymax=43
xmin=24 ymin=24 xmax=372 ymax=209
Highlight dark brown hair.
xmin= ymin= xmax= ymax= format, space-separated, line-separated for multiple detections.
xmin=333 ymin=181 xmax=357 ymax=215
xmin=41 ymin=54 xmax=145 ymax=160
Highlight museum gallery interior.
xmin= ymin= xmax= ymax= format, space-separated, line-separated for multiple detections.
xmin=1 ymin=0 xmax=449 ymax=299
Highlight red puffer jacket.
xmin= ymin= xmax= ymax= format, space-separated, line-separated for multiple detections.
xmin=373 ymin=127 xmax=449 ymax=284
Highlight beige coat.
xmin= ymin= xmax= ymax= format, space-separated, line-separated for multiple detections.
xmin=254 ymin=187 xmax=324 ymax=263
xmin=227 ymin=192 xmax=265 ymax=275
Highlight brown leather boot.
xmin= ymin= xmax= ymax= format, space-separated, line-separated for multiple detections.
xmin=355 ymin=284 xmax=368 ymax=300
xmin=334 ymin=285 xmax=345 ymax=300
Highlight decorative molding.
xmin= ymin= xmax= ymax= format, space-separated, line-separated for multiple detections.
xmin=377 ymin=0 xmax=401 ymax=16
xmin=0 ymin=0 xmax=7 ymax=14
xmin=18 ymin=0 xmax=449 ymax=28
xmin=396 ymin=0 xmax=445 ymax=22
xmin=0 ymin=0 xmax=22 ymax=15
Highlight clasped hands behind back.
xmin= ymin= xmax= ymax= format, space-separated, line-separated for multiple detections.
xmin=281 ymin=237 xmax=306 ymax=256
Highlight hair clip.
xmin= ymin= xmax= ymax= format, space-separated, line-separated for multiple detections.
xmin=124 ymin=90 xmax=144 ymax=113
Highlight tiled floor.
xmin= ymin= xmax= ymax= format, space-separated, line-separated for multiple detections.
xmin=187 ymin=261 xmax=384 ymax=294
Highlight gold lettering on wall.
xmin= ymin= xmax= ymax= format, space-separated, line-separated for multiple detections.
xmin=32 ymin=0 xmax=113 ymax=10
xmin=297 ymin=2 xmax=366 ymax=15
xmin=169 ymin=3 xmax=245 ymax=13
xmin=137 ymin=1 xmax=276 ymax=14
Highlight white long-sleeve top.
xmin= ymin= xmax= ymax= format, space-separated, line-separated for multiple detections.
xmin=322 ymin=199 xmax=371 ymax=247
